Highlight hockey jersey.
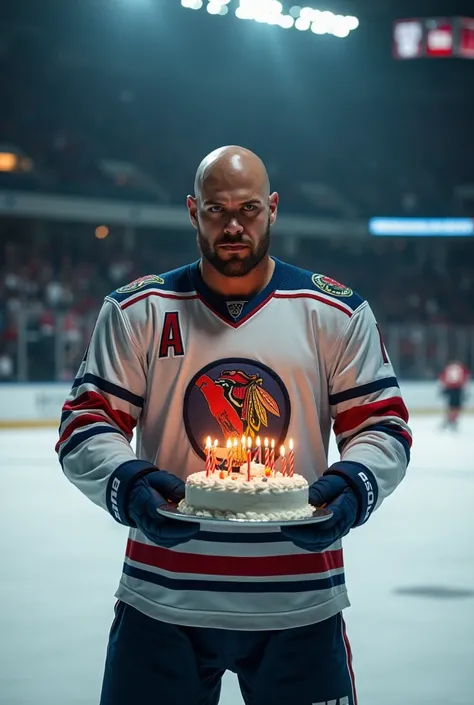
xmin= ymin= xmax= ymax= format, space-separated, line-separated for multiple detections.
xmin=56 ymin=258 xmax=412 ymax=630
xmin=439 ymin=362 xmax=470 ymax=390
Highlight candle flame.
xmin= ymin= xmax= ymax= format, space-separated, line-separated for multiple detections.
xmin=213 ymin=439 xmax=218 ymax=448
xmin=289 ymin=438 xmax=294 ymax=451
xmin=241 ymin=435 xmax=246 ymax=445
xmin=256 ymin=436 xmax=261 ymax=447
xmin=226 ymin=438 xmax=232 ymax=449
xmin=280 ymin=445 xmax=285 ymax=456
xmin=264 ymin=437 xmax=269 ymax=447
xmin=247 ymin=436 xmax=252 ymax=448
xmin=233 ymin=438 xmax=238 ymax=448
xmin=206 ymin=436 xmax=212 ymax=449
xmin=271 ymin=438 xmax=275 ymax=449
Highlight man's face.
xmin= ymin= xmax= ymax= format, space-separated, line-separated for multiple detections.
xmin=188 ymin=187 xmax=278 ymax=278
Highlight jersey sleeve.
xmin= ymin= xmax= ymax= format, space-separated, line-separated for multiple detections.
xmin=327 ymin=301 xmax=412 ymax=526
xmin=55 ymin=297 xmax=156 ymax=525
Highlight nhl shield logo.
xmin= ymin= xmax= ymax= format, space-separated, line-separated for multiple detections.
xmin=226 ymin=301 xmax=246 ymax=319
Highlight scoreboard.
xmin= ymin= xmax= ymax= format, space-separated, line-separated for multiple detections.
xmin=393 ymin=16 xmax=474 ymax=59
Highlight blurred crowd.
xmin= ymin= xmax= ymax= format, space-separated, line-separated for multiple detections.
xmin=1 ymin=222 xmax=473 ymax=382
xmin=1 ymin=0 xmax=473 ymax=383
xmin=1 ymin=53 xmax=473 ymax=219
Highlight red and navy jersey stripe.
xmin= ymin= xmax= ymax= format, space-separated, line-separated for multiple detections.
xmin=56 ymin=373 xmax=144 ymax=464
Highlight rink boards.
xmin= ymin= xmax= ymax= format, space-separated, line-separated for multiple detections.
xmin=0 ymin=380 xmax=472 ymax=429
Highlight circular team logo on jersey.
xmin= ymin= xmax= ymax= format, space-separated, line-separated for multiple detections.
xmin=117 ymin=274 xmax=164 ymax=293
xmin=183 ymin=358 xmax=291 ymax=460
xmin=312 ymin=273 xmax=353 ymax=297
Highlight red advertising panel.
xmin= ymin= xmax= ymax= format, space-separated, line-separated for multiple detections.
xmin=459 ymin=17 xmax=474 ymax=58
xmin=393 ymin=16 xmax=474 ymax=59
xmin=425 ymin=18 xmax=454 ymax=57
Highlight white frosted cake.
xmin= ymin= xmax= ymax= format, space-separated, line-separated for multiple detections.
xmin=177 ymin=462 xmax=314 ymax=522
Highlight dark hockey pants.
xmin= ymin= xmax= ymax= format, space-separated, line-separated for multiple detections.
xmin=100 ymin=600 xmax=357 ymax=705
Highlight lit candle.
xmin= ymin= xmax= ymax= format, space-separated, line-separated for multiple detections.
xmin=205 ymin=436 xmax=212 ymax=477
xmin=247 ymin=435 xmax=252 ymax=481
xmin=264 ymin=437 xmax=270 ymax=469
xmin=226 ymin=438 xmax=232 ymax=474
xmin=288 ymin=438 xmax=295 ymax=477
xmin=280 ymin=445 xmax=287 ymax=475
xmin=270 ymin=438 xmax=275 ymax=473
xmin=213 ymin=439 xmax=218 ymax=473
xmin=255 ymin=436 xmax=261 ymax=464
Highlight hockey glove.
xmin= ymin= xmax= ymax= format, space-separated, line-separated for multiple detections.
xmin=280 ymin=471 xmax=360 ymax=553
xmin=126 ymin=470 xmax=200 ymax=549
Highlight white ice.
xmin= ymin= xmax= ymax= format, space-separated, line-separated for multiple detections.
xmin=1 ymin=416 xmax=474 ymax=705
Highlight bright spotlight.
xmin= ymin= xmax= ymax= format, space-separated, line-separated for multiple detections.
xmin=279 ymin=14 xmax=295 ymax=29
xmin=235 ymin=0 xmax=254 ymax=20
xmin=345 ymin=15 xmax=359 ymax=30
xmin=300 ymin=7 xmax=315 ymax=21
xmin=333 ymin=23 xmax=350 ymax=37
xmin=181 ymin=0 xmax=203 ymax=8
xmin=182 ymin=0 xmax=359 ymax=37
xmin=207 ymin=1 xmax=221 ymax=14
xmin=311 ymin=19 xmax=326 ymax=34
xmin=295 ymin=16 xmax=311 ymax=30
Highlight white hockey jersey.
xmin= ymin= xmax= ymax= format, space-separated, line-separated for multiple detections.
xmin=56 ymin=258 xmax=412 ymax=630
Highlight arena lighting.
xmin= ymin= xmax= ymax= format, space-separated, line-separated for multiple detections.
xmin=180 ymin=0 xmax=203 ymax=10
xmin=369 ymin=217 xmax=474 ymax=237
xmin=180 ymin=1 xmax=359 ymax=37
xmin=206 ymin=1 xmax=229 ymax=15
xmin=95 ymin=225 xmax=110 ymax=240
xmin=0 ymin=152 xmax=18 ymax=172
xmin=295 ymin=16 xmax=311 ymax=30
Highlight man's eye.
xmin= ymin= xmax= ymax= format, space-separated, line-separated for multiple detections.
xmin=208 ymin=206 xmax=222 ymax=213
xmin=242 ymin=204 xmax=257 ymax=211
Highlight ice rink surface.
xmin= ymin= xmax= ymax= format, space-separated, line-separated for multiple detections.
xmin=1 ymin=416 xmax=474 ymax=705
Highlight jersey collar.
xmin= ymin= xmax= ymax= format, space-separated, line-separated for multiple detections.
xmin=188 ymin=258 xmax=283 ymax=326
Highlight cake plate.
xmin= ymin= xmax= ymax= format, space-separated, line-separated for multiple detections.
xmin=156 ymin=504 xmax=333 ymax=528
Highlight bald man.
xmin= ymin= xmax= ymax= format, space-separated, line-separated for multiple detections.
xmin=189 ymin=146 xmax=276 ymax=290
xmin=57 ymin=146 xmax=412 ymax=705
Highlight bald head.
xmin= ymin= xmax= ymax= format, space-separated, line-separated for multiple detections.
xmin=187 ymin=145 xmax=278 ymax=282
xmin=194 ymin=145 xmax=270 ymax=201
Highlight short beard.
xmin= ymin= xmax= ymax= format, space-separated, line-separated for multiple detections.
xmin=197 ymin=219 xmax=270 ymax=278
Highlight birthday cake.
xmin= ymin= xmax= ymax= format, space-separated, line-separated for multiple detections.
xmin=178 ymin=460 xmax=314 ymax=522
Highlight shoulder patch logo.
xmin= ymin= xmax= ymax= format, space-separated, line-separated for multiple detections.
xmin=117 ymin=274 xmax=165 ymax=294
xmin=312 ymin=274 xmax=353 ymax=297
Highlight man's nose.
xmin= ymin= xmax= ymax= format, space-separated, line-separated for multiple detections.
xmin=223 ymin=217 xmax=244 ymax=235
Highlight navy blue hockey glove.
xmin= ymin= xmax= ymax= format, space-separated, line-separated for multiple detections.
xmin=280 ymin=462 xmax=376 ymax=552
xmin=126 ymin=470 xmax=200 ymax=549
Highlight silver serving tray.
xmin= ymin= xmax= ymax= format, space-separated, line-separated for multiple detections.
xmin=156 ymin=504 xmax=333 ymax=528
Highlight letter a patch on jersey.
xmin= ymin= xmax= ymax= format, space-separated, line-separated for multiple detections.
xmin=159 ymin=312 xmax=185 ymax=358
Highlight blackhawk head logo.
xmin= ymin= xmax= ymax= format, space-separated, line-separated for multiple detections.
xmin=183 ymin=359 xmax=291 ymax=458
